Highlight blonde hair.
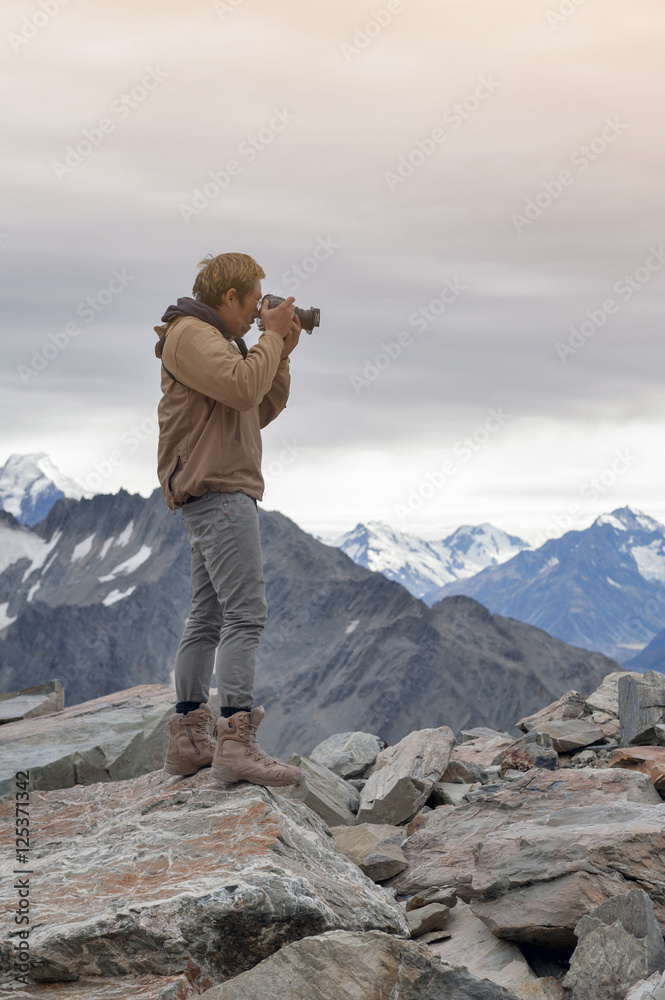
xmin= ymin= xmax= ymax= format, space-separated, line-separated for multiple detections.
xmin=192 ymin=252 xmax=265 ymax=308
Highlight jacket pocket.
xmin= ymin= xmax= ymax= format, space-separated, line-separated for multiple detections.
xmin=167 ymin=456 xmax=182 ymax=503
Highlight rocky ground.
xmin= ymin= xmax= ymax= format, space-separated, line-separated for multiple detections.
xmin=1 ymin=669 xmax=665 ymax=998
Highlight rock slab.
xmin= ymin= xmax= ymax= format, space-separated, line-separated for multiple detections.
xmin=356 ymin=725 xmax=456 ymax=825
xmin=608 ymin=746 xmax=665 ymax=791
xmin=308 ymin=730 xmax=385 ymax=777
xmin=198 ymin=929 xmax=523 ymax=999
xmin=330 ymin=822 xmax=407 ymax=881
xmin=0 ymin=678 xmax=65 ymax=723
xmin=620 ymin=672 xmax=665 ymax=746
xmin=276 ymin=753 xmax=360 ymax=826
xmin=0 ymin=684 xmax=175 ymax=800
xmin=0 ymin=770 xmax=408 ymax=985
xmin=564 ymin=888 xmax=665 ymax=1000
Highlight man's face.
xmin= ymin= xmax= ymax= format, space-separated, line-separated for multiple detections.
xmin=218 ymin=280 xmax=262 ymax=338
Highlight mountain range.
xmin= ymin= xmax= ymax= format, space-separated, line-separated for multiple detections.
xmin=0 ymin=484 xmax=617 ymax=758
xmin=0 ymin=452 xmax=87 ymax=526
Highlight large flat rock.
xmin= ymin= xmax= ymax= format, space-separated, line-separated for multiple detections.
xmin=620 ymin=672 xmax=665 ymax=746
xmin=0 ymin=769 xmax=408 ymax=986
xmin=385 ymin=767 xmax=662 ymax=899
xmin=198 ymin=929 xmax=522 ymax=999
xmin=0 ymin=684 xmax=176 ymax=800
xmin=608 ymin=746 xmax=665 ymax=791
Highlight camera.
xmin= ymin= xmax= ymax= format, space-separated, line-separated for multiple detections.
xmin=256 ymin=294 xmax=321 ymax=334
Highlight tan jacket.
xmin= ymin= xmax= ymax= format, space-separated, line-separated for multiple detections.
xmin=155 ymin=315 xmax=290 ymax=510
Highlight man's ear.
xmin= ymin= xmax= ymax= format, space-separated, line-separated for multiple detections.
xmin=220 ymin=287 xmax=237 ymax=307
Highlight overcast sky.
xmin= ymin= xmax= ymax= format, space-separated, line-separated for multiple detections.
xmin=2 ymin=0 xmax=664 ymax=544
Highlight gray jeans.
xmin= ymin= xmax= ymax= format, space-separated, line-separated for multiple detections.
xmin=173 ymin=490 xmax=267 ymax=710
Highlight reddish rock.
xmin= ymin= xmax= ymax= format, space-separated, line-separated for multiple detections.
xmin=608 ymin=746 xmax=665 ymax=791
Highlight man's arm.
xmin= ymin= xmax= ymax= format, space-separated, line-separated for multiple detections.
xmin=163 ymin=318 xmax=284 ymax=411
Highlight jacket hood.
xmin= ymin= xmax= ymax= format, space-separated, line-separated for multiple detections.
xmin=157 ymin=296 xmax=248 ymax=358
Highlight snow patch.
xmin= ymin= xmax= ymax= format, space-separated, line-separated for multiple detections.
xmin=0 ymin=602 xmax=17 ymax=630
xmin=596 ymin=513 xmax=629 ymax=531
xmin=26 ymin=582 xmax=40 ymax=602
xmin=99 ymin=537 xmax=115 ymax=560
xmin=71 ymin=533 xmax=96 ymax=562
xmin=539 ymin=556 xmax=560 ymax=573
xmin=345 ymin=619 xmax=359 ymax=635
xmin=21 ymin=530 xmax=62 ymax=583
xmin=632 ymin=541 xmax=665 ymax=583
xmin=115 ymin=522 xmax=134 ymax=548
xmin=99 ymin=544 xmax=151 ymax=582
xmin=606 ymin=576 xmax=623 ymax=589
xmin=102 ymin=586 xmax=136 ymax=606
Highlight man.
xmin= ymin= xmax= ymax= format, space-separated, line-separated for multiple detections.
xmin=155 ymin=251 xmax=303 ymax=787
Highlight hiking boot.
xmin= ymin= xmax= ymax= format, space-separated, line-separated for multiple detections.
xmin=163 ymin=703 xmax=217 ymax=776
xmin=210 ymin=706 xmax=303 ymax=787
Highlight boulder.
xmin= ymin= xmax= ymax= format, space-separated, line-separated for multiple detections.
xmin=406 ymin=886 xmax=458 ymax=910
xmin=0 ymin=684 xmax=175 ymax=800
xmin=625 ymin=971 xmax=665 ymax=999
xmin=619 ymin=672 xmax=665 ymax=746
xmin=308 ymin=730 xmax=385 ymax=777
xmin=516 ymin=691 xmax=587 ymax=732
xmin=0 ymin=678 xmax=64 ymax=723
xmin=585 ymin=671 xmax=632 ymax=716
xmin=406 ymin=901 xmax=450 ymax=937
xmin=443 ymin=733 xmax=516 ymax=783
xmin=385 ymin=768 xmax=663 ymax=900
xmin=497 ymin=731 xmax=558 ymax=773
xmin=462 ymin=727 xmax=512 ymax=741
xmin=356 ymin=726 xmax=455 ymax=825
xmin=563 ymin=888 xmax=665 ymax=1000
xmin=608 ymin=747 xmax=665 ymax=792
xmin=0 ymin=770 xmax=409 ymax=984
xmin=429 ymin=899 xmax=540 ymax=995
xmin=468 ymin=803 xmax=665 ymax=945
xmin=3 ymin=973 xmax=208 ymax=998
xmin=330 ymin=822 xmax=407 ymax=881
xmin=275 ymin=753 xmax=359 ymax=826
xmin=198 ymin=929 xmax=523 ymax=999
xmin=529 ymin=719 xmax=605 ymax=753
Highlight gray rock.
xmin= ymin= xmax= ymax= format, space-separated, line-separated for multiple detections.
xmin=357 ymin=726 xmax=455 ymax=825
xmin=276 ymin=753 xmax=360 ymax=826
xmin=0 ymin=678 xmax=64 ymax=723
xmin=619 ymin=671 xmax=665 ymax=746
xmin=406 ymin=902 xmax=450 ymax=937
xmin=461 ymin=726 xmax=511 ymax=741
xmin=7 ymin=973 xmax=204 ymax=998
xmin=0 ymin=770 xmax=409 ymax=985
xmin=308 ymin=730 xmax=385 ymax=777
xmin=330 ymin=823 xmax=408 ymax=881
xmin=516 ymin=690 xmax=588 ymax=732
xmin=586 ymin=670 xmax=634 ymax=717
xmin=564 ymin=888 xmax=665 ymax=1000
xmin=406 ymin=886 xmax=458 ymax=911
xmin=428 ymin=900 xmax=540 ymax=995
xmin=495 ymin=730 xmax=559 ymax=773
xmin=197 ymin=929 xmax=523 ymax=999
xmin=625 ymin=972 xmax=665 ymax=999
xmin=0 ymin=684 xmax=175 ymax=801
xmin=530 ymin=718 xmax=605 ymax=752
xmin=443 ymin=733 xmax=516 ymax=783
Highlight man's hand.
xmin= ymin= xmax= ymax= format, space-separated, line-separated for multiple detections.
xmin=261 ymin=296 xmax=296 ymax=339
xmin=280 ymin=313 xmax=301 ymax=360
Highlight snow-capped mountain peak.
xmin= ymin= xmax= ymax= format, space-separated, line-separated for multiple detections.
xmin=0 ymin=453 xmax=89 ymax=527
xmin=328 ymin=519 xmax=531 ymax=603
xmin=595 ymin=507 xmax=664 ymax=535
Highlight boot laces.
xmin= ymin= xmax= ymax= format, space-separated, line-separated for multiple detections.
xmin=239 ymin=719 xmax=278 ymax=766
xmin=193 ymin=712 xmax=215 ymax=751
